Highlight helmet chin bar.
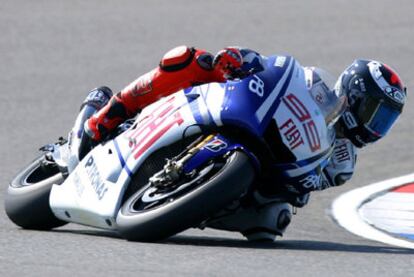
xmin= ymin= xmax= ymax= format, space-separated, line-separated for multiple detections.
xmin=352 ymin=135 xmax=366 ymax=148
xmin=340 ymin=120 xmax=365 ymax=148
xmin=339 ymin=115 xmax=381 ymax=148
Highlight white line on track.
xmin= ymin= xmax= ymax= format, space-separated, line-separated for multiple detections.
xmin=331 ymin=173 xmax=414 ymax=249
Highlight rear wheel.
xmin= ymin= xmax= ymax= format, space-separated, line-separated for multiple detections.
xmin=5 ymin=156 xmax=67 ymax=230
xmin=116 ymin=151 xmax=255 ymax=241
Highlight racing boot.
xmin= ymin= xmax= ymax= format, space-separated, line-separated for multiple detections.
xmin=241 ymin=202 xmax=292 ymax=241
xmin=69 ymin=86 xmax=113 ymax=162
xmin=206 ymin=193 xmax=293 ymax=242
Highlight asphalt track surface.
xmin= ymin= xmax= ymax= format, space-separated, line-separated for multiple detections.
xmin=1 ymin=1 xmax=414 ymax=276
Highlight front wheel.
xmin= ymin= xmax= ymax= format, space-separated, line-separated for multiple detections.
xmin=5 ymin=156 xmax=68 ymax=230
xmin=116 ymin=151 xmax=255 ymax=241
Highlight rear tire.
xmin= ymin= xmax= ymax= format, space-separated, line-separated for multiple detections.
xmin=5 ymin=156 xmax=68 ymax=230
xmin=116 ymin=151 xmax=255 ymax=241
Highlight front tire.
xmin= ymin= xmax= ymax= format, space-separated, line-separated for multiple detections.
xmin=116 ymin=151 xmax=255 ymax=242
xmin=5 ymin=156 xmax=67 ymax=230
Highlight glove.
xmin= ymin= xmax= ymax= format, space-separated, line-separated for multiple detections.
xmin=213 ymin=47 xmax=243 ymax=79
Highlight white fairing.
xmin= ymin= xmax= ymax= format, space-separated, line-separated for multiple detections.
xmin=49 ymin=58 xmax=333 ymax=229
xmin=50 ymin=91 xmax=203 ymax=229
xmin=274 ymin=61 xmax=333 ymax=178
xmin=49 ymin=142 xmax=123 ymax=228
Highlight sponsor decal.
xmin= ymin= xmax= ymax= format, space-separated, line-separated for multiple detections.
xmin=126 ymin=96 xmax=184 ymax=160
xmin=299 ymin=173 xmax=322 ymax=190
xmin=248 ymin=75 xmax=265 ymax=97
xmin=205 ymin=138 xmax=228 ymax=152
xmin=282 ymin=93 xmax=321 ymax=152
xmin=274 ymin=56 xmax=286 ymax=68
xmin=384 ymin=87 xmax=405 ymax=104
xmin=85 ymin=156 xmax=108 ymax=200
xmin=367 ymin=61 xmax=406 ymax=105
xmin=333 ymin=142 xmax=351 ymax=163
xmin=367 ymin=61 xmax=383 ymax=80
xmin=280 ymin=118 xmax=304 ymax=150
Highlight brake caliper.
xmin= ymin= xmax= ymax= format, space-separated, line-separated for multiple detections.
xmin=149 ymin=135 xmax=216 ymax=189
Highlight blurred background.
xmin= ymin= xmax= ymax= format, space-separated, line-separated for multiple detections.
xmin=1 ymin=1 xmax=413 ymax=276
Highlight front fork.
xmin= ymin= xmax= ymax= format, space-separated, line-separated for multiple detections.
xmin=149 ymin=134 xmax=260 ymax=188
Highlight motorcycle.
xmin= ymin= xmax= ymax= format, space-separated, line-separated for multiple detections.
xmin=5 ymin=55 xmax=335 ymax=241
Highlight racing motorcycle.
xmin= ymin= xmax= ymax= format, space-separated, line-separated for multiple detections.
xmin=5 ymin=55 xmax=336 ymax=241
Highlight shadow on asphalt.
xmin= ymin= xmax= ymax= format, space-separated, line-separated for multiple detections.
xmin=164 ymin=236 xmax=414 ymax=254
xmin=51 ymin=228 xmax=122 ymax=239
xmin=50 ymin=228 xmax=414 ymax=254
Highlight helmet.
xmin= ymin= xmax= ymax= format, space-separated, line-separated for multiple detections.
xmin=337 ymin=59 xmax=406 ymax=148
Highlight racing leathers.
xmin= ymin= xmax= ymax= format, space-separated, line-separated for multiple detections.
xmin=306 ymin=67 xmax=357 ymax=192
xmin=84 ymin=46 xmax=258 ymax=141
xmin=79 ymin=46 xmax=356 ymax=204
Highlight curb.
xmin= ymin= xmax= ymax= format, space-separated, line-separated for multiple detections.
xmin=331 ymin=173 xmax=414 ymax=249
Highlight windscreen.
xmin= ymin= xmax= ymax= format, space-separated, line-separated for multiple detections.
xmin=306 ymin=67 xmax=348 ymax=128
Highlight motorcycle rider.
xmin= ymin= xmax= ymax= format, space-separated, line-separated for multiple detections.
xmin=72 ymin=45 xmax=406 ymax=240
xmin=73 ymin=46 xmax=264 ymax=159
xmin=82 ymin=47 xmax=262 ymax=140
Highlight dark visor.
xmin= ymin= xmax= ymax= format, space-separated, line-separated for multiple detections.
xmin=363 ymin=102 xmax=400 ymax=137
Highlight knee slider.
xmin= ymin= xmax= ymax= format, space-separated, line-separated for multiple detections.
xmin=159 ymin=45 xmax=195 ymax=72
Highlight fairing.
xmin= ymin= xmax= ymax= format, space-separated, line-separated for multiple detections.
xmin=50 ymin=55 xmax=334 ymax=229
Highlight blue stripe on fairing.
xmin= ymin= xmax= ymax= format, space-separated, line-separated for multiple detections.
xmin=185 ymin=84 xmax=216 ymax=127
xmin=113 ymin=139 xmax=133 ymax=177
xmin=396 ymin=233 xmax=414 ymax=241
xmin=259 ymin=57 xmax=295 ymax=133
xmin=199 ymin=84 xmax=218 ymax=127
xmin=184 ymin=88 xmax=204 ymax=125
